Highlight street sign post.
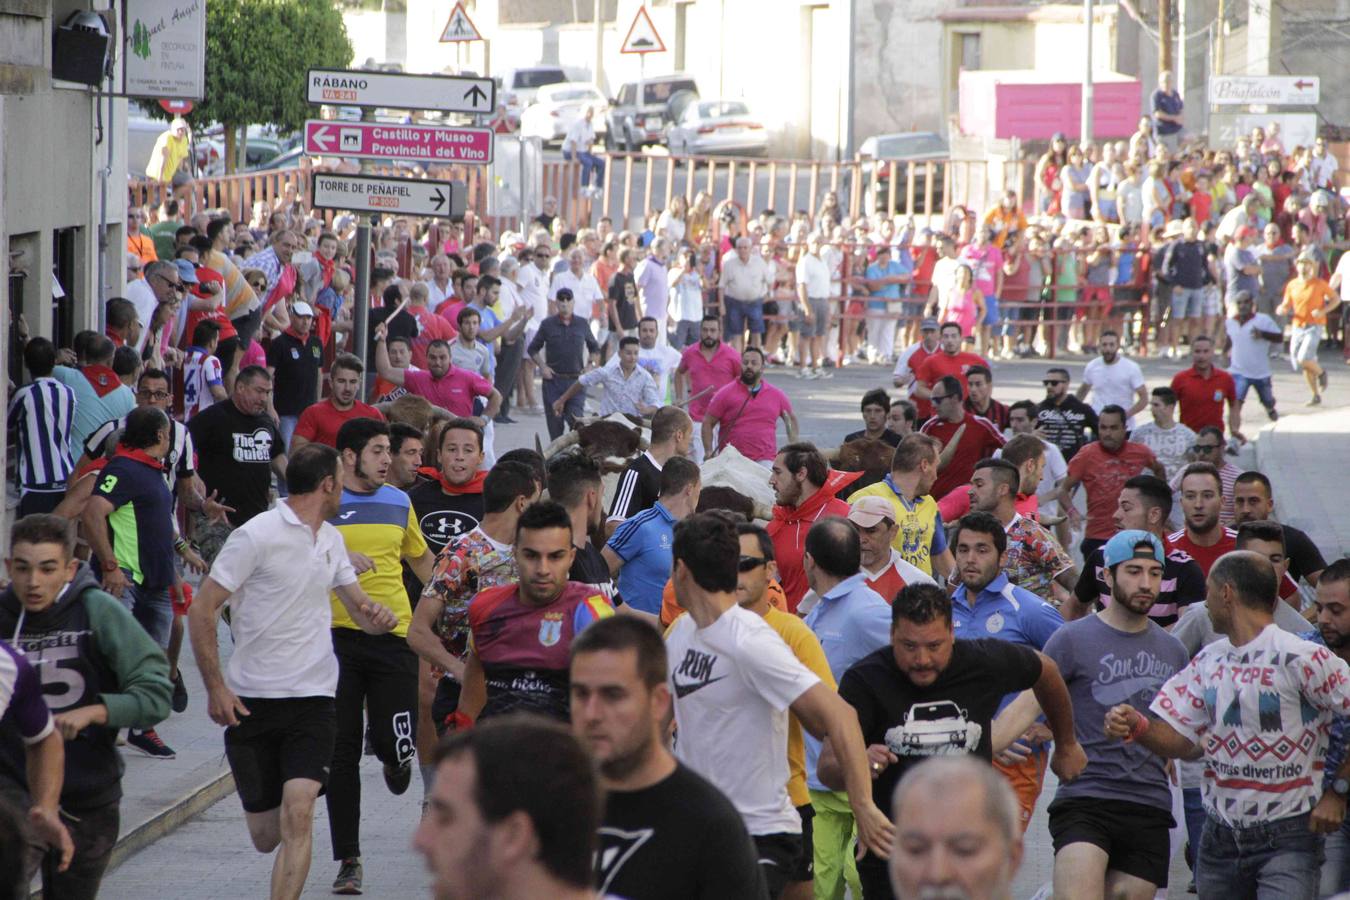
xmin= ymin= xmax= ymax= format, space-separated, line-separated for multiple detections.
xmin=311 ymin=173 xmax=467 ymax=220
xmin=306 ymin=68 xmax=495 ymax=116
xmin=1209 ymin=75 xmax=1319 ymax=106
xmin=303 ymin=120 xmax=494 ymax=165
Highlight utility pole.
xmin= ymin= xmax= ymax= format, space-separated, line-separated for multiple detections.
xmin=593 ymin=0 xmax=605 ymax=93
xmin=1081 ymin=0 xmax=1094 ymax=142
xmin=1159 ymin=0 xmax=1173 ymax=73
xmin=1215 ymin=0 xmax=1226 ymax=74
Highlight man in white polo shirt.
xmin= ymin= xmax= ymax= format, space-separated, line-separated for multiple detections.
xmin=187 ymin=444 xmax=398 ymax=900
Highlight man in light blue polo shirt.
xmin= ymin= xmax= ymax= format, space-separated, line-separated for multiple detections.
xmin=950 ymin=509 xmax=1065 ymax=830
xmin=602 ymin=456 xmax=700 ymax=621
xmin=800 ymin=516 xmax=891 ymax=895
xmin=52 ymin=333 xmax=136 ymax=459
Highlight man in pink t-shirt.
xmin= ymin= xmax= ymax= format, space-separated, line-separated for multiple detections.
xmin=374 ymin=324 xmax=501 ymax=420
xmin=675 ymin=316 xmax=742 ymax=461
xmin=700 ymin=346 xmax=798 ymax=465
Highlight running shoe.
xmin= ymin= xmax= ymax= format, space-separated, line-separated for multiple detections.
xmin=384 ymin=760 xmax=412 ymax=796
xmin=333 ymin=858 xmax=363 ymax=895
xmin=171 ymin=669 xmax=188 ymax=714
xmin=1319 ymin=369 xmax=1329 ymax=391
xmin=127 ymin=728 xmax=175 ymax=759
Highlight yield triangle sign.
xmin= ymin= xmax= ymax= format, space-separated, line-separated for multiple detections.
xmin=620 ymin=6 xmax=665 ymax=54
xmin=440 ymin=2 xmax=483 ymax=42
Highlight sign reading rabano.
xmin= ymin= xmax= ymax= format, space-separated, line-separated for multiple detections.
xmin=123 ymin=0 xmax=206 ymax=100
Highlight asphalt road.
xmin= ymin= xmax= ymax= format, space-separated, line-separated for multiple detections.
xmin=99 ymin=346 xmax=1350 ymax=899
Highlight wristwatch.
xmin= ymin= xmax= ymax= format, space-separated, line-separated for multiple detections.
xmin=1334 ymin=778 xmax=1349 ymax=797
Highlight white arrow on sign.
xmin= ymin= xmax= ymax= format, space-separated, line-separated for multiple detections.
xmin=310 ymin=173 xmax=467 ymax=220
xmin=307 ymin=68 xmax=496 ymax=116
xmin=309 ymin=124 xmax=335 ymax=152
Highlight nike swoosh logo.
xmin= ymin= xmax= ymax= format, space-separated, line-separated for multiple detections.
xmin=672 ymin=676 xmax=727 ymax=698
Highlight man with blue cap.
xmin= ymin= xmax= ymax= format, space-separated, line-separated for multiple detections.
xmin=998 ymin=530 xmax=1188 ymax=899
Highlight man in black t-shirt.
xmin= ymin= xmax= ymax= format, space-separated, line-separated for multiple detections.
xmin=548 ymin=452 xmax=617 ymax=604
xmin=1232 ymin=470 xmax=1327 ymax=585
xmin=608 ymin=249 xmax=640 ymax=337
xmin=571 ymin=617 xmax=766 ymax=900
xmin=606 ymin=406 xmax=693 ymax=536
xmin=187 ymin=366 xmax=286 ymax=561
xmin=1068 ymin=474 xmax=1206 ymax=626
xmin=408 ymin=419 xmax=487 ymax=554
xmin=818 ymin=583 xmax=1084 ymax=900
xmin=265 ymin=301 xmax=323 ymax=452
xmin=1036 ymin=368 xmax=1098 ymax=462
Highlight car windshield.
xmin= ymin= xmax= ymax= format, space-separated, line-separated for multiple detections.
xmin=866 ymin=133 xmax=947 ymax=160
xmin=513 ymin=69 xmax=566 ymax=89
xmin=912 ymin=704 xmax=958 ymax=721
xmin=643 ymin=80 xmax=697 ymax=104
xmin=547 ymin=87 xmax=601 ymax=103
xmin=698 ymin=101 xmax=748 ymax=118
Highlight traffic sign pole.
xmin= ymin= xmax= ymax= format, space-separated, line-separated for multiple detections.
xmin=354 ymin=217 xmax=372 ymax=384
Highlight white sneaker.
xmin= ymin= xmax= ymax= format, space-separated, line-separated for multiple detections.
xmin=814 ymin=366 xmax=832 ymax=379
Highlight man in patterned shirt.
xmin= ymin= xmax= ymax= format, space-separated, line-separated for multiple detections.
xmin=969 ymin=458 xmax=1076 ymax=604
xmin=1106 ymin=551 xmax=1350 ymax=900
xmin=406 ymin=461 xmax=540 ymax=797
xmin=551 ymin=336 xmax=660 ymax=421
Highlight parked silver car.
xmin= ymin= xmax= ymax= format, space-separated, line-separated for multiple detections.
xmin=665 ymin=99 xmax=768 ymax=157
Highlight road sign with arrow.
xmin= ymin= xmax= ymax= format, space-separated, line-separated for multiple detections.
xmin=307 ymin=68 xmax=496 ymax=116
xmin=440 ymin=2 xmax=483 ymax=42
xmin=304 ymin=120 xmax=494 ymax=164
xmin=310 ymin=172 xmax=466 ymax=220
xmin=1208 ymin=75 xmax=1320 ymax=106
xmin=620 ymin=6 xmax=665 ymax=54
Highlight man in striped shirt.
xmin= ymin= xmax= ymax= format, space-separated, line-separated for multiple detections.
xmin=6 ymin=338 xmax=76 ymax=516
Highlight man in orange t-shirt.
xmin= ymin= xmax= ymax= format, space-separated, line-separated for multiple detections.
xmin=126 ymin=206 xmax=158 ymax=268
xmin=1279 ymin=250 xmax=1340 ymax=405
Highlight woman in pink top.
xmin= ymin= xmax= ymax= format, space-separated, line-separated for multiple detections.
xmin=941 ymin=264 xmax=985 ymax=340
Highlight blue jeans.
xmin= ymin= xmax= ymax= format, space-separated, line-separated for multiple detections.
xmin=1321 ymin=818 xmax=1350 ymax=896
xmin=1183 ymin=786 xmax=1206 ymax=867
xmin=563 ymin=149 xmax=605 ymax=187
xmin=1197 ymin=812 xmax=1323 ymax=900
xmin=1234 ymin=373 xmax=1277 ymax=411
xmin=125 ymin=579 xmax=173 ymax=649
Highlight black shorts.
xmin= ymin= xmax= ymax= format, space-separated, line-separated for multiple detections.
xmin=1048 ymin=795 xmax=1174 ymax=888
xmin=792 ymin=803 xmax=815 ymax=882
xmin=225 ymin=696 xmax=337 ymax=813
xmin=762 ymin=300 xmax=780 ymax=317
xmin=431 ymin=674 xmax=462 ymax=736
xmin=215 ymin=335 xmax=241 ymax=374
xmin=753 ymin=831 xmax=802 ymax=899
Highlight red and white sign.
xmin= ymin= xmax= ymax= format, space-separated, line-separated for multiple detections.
xmin=440 ymin=2 xmax=483 ymax=42
xmin=620 ymin=6 xmax=665 ymax=54
xmin=303 ymin=120 xmax=494 ymax=165
xmin=158 ymin=99 xmax=194 ymax=115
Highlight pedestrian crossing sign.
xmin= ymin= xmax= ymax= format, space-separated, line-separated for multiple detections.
xmin=440 ymin=2 xmax=483 ymax=43
xmin=620 ymin=6 xmax=665 ymax=55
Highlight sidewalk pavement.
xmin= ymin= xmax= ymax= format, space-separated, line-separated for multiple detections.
xmin=1255 ymin=406 xmax=1350 ymax=562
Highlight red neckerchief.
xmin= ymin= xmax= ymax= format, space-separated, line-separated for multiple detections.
xmin=113 ymin=445 xmax=164 ymax=470
xmin=81 ymin=365 xmax=123 ymax=398
xmin=417 ymin=465 xmax=486 ymax=495
xmin=284 ymin=326 xmax=312 ymax=342
xmin=105 ymin=329 xmax=125 ymax=348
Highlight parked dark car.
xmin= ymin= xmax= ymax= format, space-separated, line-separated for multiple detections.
xmin=857 ymin=131 xmax=949 ymax=215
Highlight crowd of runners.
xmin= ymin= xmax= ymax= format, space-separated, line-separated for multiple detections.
xmin=1 ymin=118 xmax=1349 ymax=900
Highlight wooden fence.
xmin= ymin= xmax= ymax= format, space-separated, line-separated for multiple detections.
xmin=128 ymin=152 xmax=1029 ymax=233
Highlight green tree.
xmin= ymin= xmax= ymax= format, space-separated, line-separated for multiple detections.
xmin=147 ymin=0 xmax=352 ymax=173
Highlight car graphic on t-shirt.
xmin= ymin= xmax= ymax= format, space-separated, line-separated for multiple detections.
xmin=885 ymin=701 xmax=982 ymax=756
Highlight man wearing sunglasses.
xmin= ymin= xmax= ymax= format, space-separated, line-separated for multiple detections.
xmin=125 ymin=260 xmax=185 ymax=354
xmin=1035 ymin=367 xmax=1098 ymax=464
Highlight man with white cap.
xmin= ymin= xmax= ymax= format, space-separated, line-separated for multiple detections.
xmin=849 ymin=495 xmax=936 ymax=603
xmin=265 ymin=300 xmax=323 ymax=451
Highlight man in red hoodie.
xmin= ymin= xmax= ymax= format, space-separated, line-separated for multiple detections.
xmin=766 ymin=442 xmax=862 ymax=611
